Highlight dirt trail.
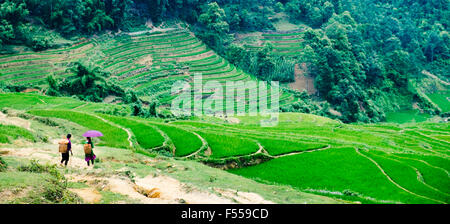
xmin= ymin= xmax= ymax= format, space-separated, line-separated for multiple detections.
xmin=0 ymin=112 xmax=31 ymax=130
xmin=72 ymin=103 xmax=88 ymax=110
xmin=289 ymin=63 xmax=317 ymax=95
xmin=1 ymin=144 xmax=273 ymax=204
xmin=92 ymin=114 xmax=134 ymax=148
xmin=181 ymin=132 xmax=208 ymax=159
xmin=273 ymin=145 xmax=331 ymax=159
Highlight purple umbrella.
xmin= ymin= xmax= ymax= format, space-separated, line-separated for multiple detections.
xmin=82 ymin=130 xmax=103 ymax=137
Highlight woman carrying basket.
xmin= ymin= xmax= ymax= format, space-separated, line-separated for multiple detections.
xmin=84 ymin=137 xmax=96 ymax=166
xmin=82 ymin=130 xmax=102 ymax=166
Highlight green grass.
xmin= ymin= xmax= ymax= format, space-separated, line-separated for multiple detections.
xmin=230 ymin=147 xmax=434 ymax=203
xmin=0 ymin=171 xmax=50 ymax=190
xmin=385 ymin=110 xmax=432 ymax=123
xmin=428 ymin=91 xmax=450 ymax=112
xmin=99 ymin=114 xmax=164 ymax=149
xmin=256 ymin=138 xmax=327 ymax=156
xmin=197 ymin=131 xmax=259 ymax=158
xmin=0 ymin=124 xmax=35 ymax=143
xmin=363 ymin=151 xmax=450 ymax=203
xmin=28 ymin=110 xmax=129 ymax=148
xmin=149 ymin=122 xmax=203 ymax=157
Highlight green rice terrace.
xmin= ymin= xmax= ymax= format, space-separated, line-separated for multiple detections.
xmin=0 ymin=93 xmax=449 ymax=204
xmin=242 ymin=29 xmax=305 ymax=57
xmin=0 ymin=28 xmax=298 ymax=108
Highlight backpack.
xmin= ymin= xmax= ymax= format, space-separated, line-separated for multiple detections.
xmin=84 ymin=143 xmax=92 ymax=154
xmin=59 ymin=139 xmax=69 ymax=153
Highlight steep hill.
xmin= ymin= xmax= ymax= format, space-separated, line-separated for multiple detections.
xmin=0 ymin=28 xmax=299 ymax=110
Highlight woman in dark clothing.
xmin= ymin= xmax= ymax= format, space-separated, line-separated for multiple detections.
xmin=85 ymin=137 xmax=96 ymax=166
xmin=61 ymin=134 xmax=72 ymax=167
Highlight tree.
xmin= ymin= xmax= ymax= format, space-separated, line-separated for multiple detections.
xmin=197 ymin=2 xmax=230 ymax=52
xmin=424 ymin=31 xmax=444 ymax=62
xmin=148 ymin=102 xmax=157 ymax=117
xmin=322 ymin=1 xmax=334 ymax=23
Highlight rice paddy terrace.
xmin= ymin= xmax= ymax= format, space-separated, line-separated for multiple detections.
xmin=0 ymin=28 xmax=299 ymax=108
xmin=244 ymin=29 xmax=305 ymax=57
xmin=1 ymin=93 xmax=449 ymax=204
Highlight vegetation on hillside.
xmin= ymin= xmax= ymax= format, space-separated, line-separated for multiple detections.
xmin=0 ymin=93 xmax=448 ymax=204
xmin=0 ymin=0 xmax=448 ymax=124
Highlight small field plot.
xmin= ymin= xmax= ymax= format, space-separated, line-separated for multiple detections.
xmin=256 ymin=137 xmax=327 ymax=156
xmin=362 ymin=150 xmax=450 ymax=203
xmin=148 ymin=122 xmax=203 ymax=157
xmin=427 ymin=90 xmax=450 ymax=112
xmin=0 ymin=124 xmax=35 ymax=143
xmin=385 ymin=110 xmax=432 ymax=124
xmin=197 ymin=131 xmax=259 ymax=158
xmin=99 ymin=115 xmax=164 ymax=149
xmin=0 ymin=93 xmax=83 ymax=110
xmin=28 ymin=110 xmax=129 ymax=148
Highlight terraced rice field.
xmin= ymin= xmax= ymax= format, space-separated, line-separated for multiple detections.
xmin=0 ymin=28 xmax=299 ymax=111
xmin=2 ymin=93 xmax=449 ymax=204
xmin=244 ymin=29 xmax=305 ymax=57
xmin=428 ymin=90 xmax=450 ymax=112
xmin=0 ymin=40 xmax=97 ymax=85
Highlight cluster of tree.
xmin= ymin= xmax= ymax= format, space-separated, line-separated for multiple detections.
xmin=144 ymin=0 xmax=274 ymax=31
xmin=226 ymin=43 xmax=295 ymax=82
xmin=284 ymin=0 xmax=337 ymax=27
xmin=23 ymin=0 xmax=133 ymax=35
xmin=0 ymin=0 xmax=277 ymax=51
xmin=0 ymin=0 xmax=134 ymax=50
xmin=297 ymin=0 xmax=448 ymax=122
xmin=1 ymin=0 xmax=448 ymax=123
xmin=0 ymin=1 xmax=29 ymax=49
xmin=46 ymin=61 xmax=161 ymax=118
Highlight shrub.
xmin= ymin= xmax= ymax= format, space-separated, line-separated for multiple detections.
xmin=18 ymin=160 xmax=81 ymax=203
xmin=0 ymin=156 xmax=7 ymax=172
xmin=30 ymin=36 xmax=51 ymax=51
xmin=18 ymin=159 xmax=48 ymax=173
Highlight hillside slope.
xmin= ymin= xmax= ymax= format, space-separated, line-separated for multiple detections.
xmin=0 ymin=93 xmax=449 ymax=204
xmin=0 ymin=28 xmax=299 ymax=109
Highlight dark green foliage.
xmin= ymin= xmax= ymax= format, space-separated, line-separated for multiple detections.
xmin=0 ymin=0 xmax=448 ymax=123
xmin=285 ymin=0 xmax=335 ymax=27
xmin=148 ymin=102 xmax=157 ymax=117
xmin=195 ymin=2 xmax=231 ymax=53
xmin=0 ymin=124 xmax=36 ymax=143
xmin=0 ymin=81 xmax=29 ymax=93
xmin=0 ymin=156 xmax=7 ymax=172
xmin=226 ymin=43 xmax=295 ymax=82
xmin=46 ymin=61 xmax=132 ymax=102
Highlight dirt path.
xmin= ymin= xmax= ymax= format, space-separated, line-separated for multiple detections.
xmin=181 ymin=132 xmax=208 ymax=159
xmin=273 ymin=145 xmax=331 ymax=159
xmin=92 ymin=114 xmax=134 ymax=148
xmin=355 ymin=148 xmax=445 ymax=204
xmin=126 ymin=28 xmax=177 ymax=36
xmin=72 ymin=103 xmax=88 ymax=110
xmin=0 ymin=112 xmax=31 ymax=130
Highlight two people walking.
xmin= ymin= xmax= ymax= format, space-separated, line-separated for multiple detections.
xmin=59 ymin=134 xmax=97 ymax=167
